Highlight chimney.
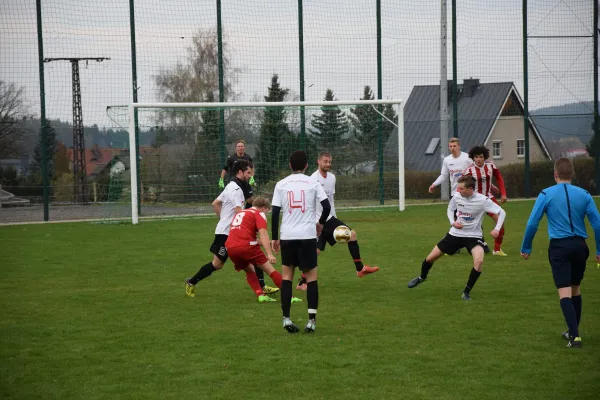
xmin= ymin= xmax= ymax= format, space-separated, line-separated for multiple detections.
xmin=462 ymin=78 xmax=480 ymax=97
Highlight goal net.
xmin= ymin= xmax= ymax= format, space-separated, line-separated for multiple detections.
xmin=105 ymin=100 xmax=404 ymax=224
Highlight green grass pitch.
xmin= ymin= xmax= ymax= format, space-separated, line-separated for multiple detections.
xmin=1 ymin=200 xmax=599 ymax=399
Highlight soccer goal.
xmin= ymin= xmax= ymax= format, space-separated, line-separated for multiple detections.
xmin=106 ymin=99 xmax=404 ymax=224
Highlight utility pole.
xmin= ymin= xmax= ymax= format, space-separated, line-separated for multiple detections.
xmin=43 ymin=57 xmax=109 ymax=203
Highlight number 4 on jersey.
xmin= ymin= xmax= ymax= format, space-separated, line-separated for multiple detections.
xmin=288 ymin=190 xmax=306 ymax=213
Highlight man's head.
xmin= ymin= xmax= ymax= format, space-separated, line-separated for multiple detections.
xmin=289 ymin=150 xmax=308 ymax=172
xmin=554 ymin=157 xmax=574 ymax=182
xmin=317 ymin=152 xmax=332 ymax=173
xmin=233 ymin=159 xmax=252 ymax=182
xmin=457 ymin=175 xmax=476 ymax=197
xmin=252 ymin=196 xmax=271 ymax=214
xmin=448 ymin=138 xmax=461 ymax=156
xmin=468 ymin=145 xmax=489 ymax=167
xmin=235 ymin=140 xmax=245 ymax=156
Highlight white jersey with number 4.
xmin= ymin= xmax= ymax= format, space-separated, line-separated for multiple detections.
xmin=310 ymin=170 xmax=336 ymax=222
xmin=448 ymin=192 xmax=503 ymax=238
xmin=272 ymin=173 xmax=328 ymax=240
xmin=439 ymin=152 xmax=472 ymax=194
xmin=214 ymin=181 xmax=245 ymax=235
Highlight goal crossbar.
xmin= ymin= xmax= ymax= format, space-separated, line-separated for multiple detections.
xmin=127 ymin=99 xmax=404 ymax=224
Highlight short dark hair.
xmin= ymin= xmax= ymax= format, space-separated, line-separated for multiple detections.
xmin=290 ymin=150 xmax=308 ymax=171
xmin=318 ymin=151 xmax=331 ymax=159
xmin=457 ymin=175 xmax=476 ymax=189
xmin=235 ymin=139 xmax=245 ymax=146
xmin=233 ymin=159 xmax=251 ymax=175
xmin=554 ymin=157 xmax=574 ymax=180
xmin=468 ymin=145 xmax=489 ymax=160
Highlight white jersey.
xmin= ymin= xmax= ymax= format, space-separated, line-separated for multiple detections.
xmin=272 ymin=173 xmax=328 ymax=240
xmin=434 ymin=152 xmax=472 ymax=194
xmin=310 ymin=170 xmax=336 ymax=222
xmin=448 ymin=192 xmax=503 ymax=238
xmin=214 ymin=180 xmax=246 ymax=235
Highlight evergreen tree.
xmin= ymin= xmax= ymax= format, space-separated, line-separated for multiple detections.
xmin=32 ymin=120 xmax=57 ymax=180
xmin=349 ymin=86 xmax=379 ymax=150
xmin=257 ymin=75 xmax=297 ymax=183
xmin=188 ymin=92 xmax=220 ymax=200
xmin=586 ymin=119 xmax=598 ymax=157
xmin=309 ymin=89 xmax=348 ymax=158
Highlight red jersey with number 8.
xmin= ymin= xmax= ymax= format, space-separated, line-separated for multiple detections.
xmin=225 ymin=208 xmax=267 ymax=248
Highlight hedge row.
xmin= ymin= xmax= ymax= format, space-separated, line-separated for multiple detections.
xmin=333 ymin=158 xmax=596 ymax=201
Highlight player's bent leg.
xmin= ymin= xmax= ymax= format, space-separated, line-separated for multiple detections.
xmin=463 ymin=245 xmax=484 ymax=300
xmin=408 ymin=246 xmax=444 ymax=288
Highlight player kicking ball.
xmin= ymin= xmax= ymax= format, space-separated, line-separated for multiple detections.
xmin=296 ymin=152 xmax=379 ymax=290
xmin=407 ymin=175 xmax=506 ymax=300
xmin=225 ymin=196 xmax=301 ymax=304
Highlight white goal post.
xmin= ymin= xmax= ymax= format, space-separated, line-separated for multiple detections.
xmin=127 ymin=99 xmax=404 ymax=224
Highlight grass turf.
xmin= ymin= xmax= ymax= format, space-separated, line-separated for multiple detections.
xmin=1 ymin=200 xmax=599 ymax=399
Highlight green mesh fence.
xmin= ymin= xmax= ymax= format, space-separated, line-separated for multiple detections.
xmin=0 ymin=0 xmax=597 ymax=223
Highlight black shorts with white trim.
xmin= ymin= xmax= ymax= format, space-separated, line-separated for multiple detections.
xmin=281 ymin=239 xmax=318 ymax=272
xmin=437 ymin=233 xmax=484 ymax=256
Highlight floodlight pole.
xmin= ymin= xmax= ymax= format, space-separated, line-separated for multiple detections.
xmin=43 ymin=57 xmax=110 ymax=204
xmin=440 ymin=0 xmax=449 ymax=201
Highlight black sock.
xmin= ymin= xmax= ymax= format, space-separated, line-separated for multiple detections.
xmin=189 ymin=262 xmax=217 ymax=285
xmin=560 ymin=297 xmax=579 ymax=338
xmin=254 ymin=267 xmax=265 ymax=288
xmin=420 ymin=259 xmax=433 ymax=279
xmin=348 ymin=241 xmax=364 ymax=271
xmin=307 ymin=280 xmax=318 ymax=321
xmin=281 ymin=280 xmax=292 ymax=318
xmin=464 ymin=268 xmax=482 ymax=292
xmin=572 ymin=294 xmax=582 ymax=326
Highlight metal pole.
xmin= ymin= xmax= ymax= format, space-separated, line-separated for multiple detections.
xmin=217 ymin=0 xmax=226 ymax=169
xmin=129 ymin=0 xmax=141 ymax=213
xmin=440 ymin=0 xmax=449 ymax=201
xmin=451 ymin=0 xmax=458 ymax=138
xmin=298 ymin=0 xmax=306 ymax=151
xmin=36 ymin=0 xmax=49 ymax=221
xmin=593 ymin=0 xmax=599 ymax=194
xmin=128 ymin=104 xmax=138 ymax=224
xmin=523 ymin=0 xmax=531 ymax=198
xmin=377 ymin=0 xmax=384 ymax=205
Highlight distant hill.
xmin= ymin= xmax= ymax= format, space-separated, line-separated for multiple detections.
xmin=531 ymin=101 xmax=598 ymax=143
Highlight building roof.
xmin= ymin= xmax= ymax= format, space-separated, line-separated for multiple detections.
xmin=387 ymin=80 xmax=550 ymax=171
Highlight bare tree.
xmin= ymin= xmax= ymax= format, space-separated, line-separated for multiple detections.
xmin=0 ymin=80 xmax=33 ymax=157
xmin=153 ymin=28 xmax=240 ymax=144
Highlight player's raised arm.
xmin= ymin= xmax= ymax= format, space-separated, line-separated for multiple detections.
xmin=430 ymin=160 xmax=449 ymax=193
xmin=492 ymin=166 xmax=508 ymax=203
xmin=212 ymin=198 xmax=222 ymax=217
xmin=584 ymin=193 xmax=600 ymax=258
xmin=447 ymin=195 xmax=457 ymax=226
xmin=520 ymin=192 xmax=548 ymax=256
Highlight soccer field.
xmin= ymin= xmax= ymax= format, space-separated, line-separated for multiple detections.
xmin=1 ymin=200 xmax=599 ymax=399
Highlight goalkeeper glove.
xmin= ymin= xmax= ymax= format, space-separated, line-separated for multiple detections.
xmin=218 ymin=178 xmax=224 ymax=189
xmin=249 ymin=176 xmax=256 ymax=186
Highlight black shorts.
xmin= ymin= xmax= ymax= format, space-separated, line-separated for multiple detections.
xmin=437 ymin=233 xmax=485 ymax=256
xmin=317 ymin=217 xmax=350 ymax=251
xmin=209 ymin=234 xmax=229 ymax=262
xmin=281 ymin=239 xmax=318 ymax=272
xmin=548 ymin=237 xmax=589 ymax=288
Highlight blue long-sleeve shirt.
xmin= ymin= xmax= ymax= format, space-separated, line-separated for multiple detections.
xmin=521 ymin=183 xmax=600 ymax=255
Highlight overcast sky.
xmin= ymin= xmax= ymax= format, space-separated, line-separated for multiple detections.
xmin=0 ymin=0 xmax=596 ymax=131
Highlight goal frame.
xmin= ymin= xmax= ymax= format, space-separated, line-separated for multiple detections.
xmin=127 ymin=99 xmax=404 ymax=224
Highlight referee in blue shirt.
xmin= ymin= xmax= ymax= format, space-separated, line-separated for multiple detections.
xmin=520 ymin=158 xmax=600 ymax=348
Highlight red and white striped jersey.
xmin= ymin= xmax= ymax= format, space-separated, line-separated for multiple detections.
xmin=462 ymin=161 xmax=507 ymax=198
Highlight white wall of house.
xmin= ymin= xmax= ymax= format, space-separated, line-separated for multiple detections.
xmin=485 ymin=116 xmax=548 ymax=166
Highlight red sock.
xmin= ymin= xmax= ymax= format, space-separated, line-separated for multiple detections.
xmin=245 ymin=270 xmax=263 ymax=296
xmin=269 ymin=270 xmax=283 ymax=288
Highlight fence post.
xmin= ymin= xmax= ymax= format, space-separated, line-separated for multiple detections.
xmin=36 ymin=0 xmax=49 ymax=221
xmin=522 ymin=0 xmax=531 ymax=198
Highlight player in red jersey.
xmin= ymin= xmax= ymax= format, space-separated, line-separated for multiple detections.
xmin=225 ymin=196 xmax=301 ymax=303
xmin=463 ymin=145 xmax=508 ymax=256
